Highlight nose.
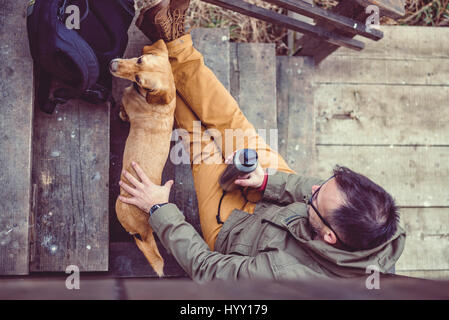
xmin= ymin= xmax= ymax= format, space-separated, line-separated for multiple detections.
xmin=109 ymin=59 xmax=119 ymax=73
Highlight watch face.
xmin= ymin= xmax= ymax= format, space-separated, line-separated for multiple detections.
xmin=150 ymin=205 xmax=159 ymax=215
xmin=150 ymin=203 xmax=168 ymax=216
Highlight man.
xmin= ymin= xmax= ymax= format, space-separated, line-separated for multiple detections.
xmin=119 ymin=0 xmax=406 ymax=281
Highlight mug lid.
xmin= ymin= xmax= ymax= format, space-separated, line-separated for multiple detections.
xmin=238 ymin=148 xmax=258 ymax=167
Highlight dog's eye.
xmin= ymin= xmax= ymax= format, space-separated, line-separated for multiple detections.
xmin=144 ymin=88 xmax=154 ymax=92
xmin=137 ymin=57 xmax=142 ymax=64
xmin=135 ymin=75 xmax=140 ymax=83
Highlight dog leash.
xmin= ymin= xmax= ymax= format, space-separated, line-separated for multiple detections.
xmin=216 ymin=188 xmax=259 ymax=225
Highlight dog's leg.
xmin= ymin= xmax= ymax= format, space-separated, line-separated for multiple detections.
xmin=134 ymin=233 xmax=165 ymax=277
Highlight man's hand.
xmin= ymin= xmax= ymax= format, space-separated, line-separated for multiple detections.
xmin=224 ymin=152 xmax=266 ymax=189
xmin=119 ymin=161 xmax=174 ymax=213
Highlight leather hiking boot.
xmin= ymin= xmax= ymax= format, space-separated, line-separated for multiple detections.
xmin=136 ymin=0 xmax=172 ymax=42
xmin=169 ymin=0 xmax=190 ymax=40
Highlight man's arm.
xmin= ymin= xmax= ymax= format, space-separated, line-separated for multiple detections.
xmin=150 ymin=204 xmax=276 ymax=282
xmin=262 ymin=170 xmax=323 ymax=205
xmin=227 ymin=153 xmax=323 ymax=205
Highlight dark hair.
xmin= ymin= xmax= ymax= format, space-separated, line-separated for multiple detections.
xmin=329 ymin=166 xmax=399 ymax=250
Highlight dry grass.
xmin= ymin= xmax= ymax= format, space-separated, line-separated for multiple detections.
xmin=396 ymin=0 xmax=449 ymax=26
xmin=185 ymin=0 xmax=449 ymax=53
xmin=186 ymin=0 xmax=289 ymax=54
xmin=313 ymin=0 xmax=449 ymax=26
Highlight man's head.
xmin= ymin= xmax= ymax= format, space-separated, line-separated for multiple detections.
xmin=308 ymin=166 xmax=399 ymax=251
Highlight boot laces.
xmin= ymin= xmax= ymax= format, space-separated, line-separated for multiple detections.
xmin=155 ymin=11 xmax=173 ymax=40
xmin=171 ymin=9 xmax=186 ymax=39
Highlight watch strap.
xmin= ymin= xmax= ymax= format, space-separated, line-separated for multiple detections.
xmin=149 ymin=202 xmax=169 ymax=216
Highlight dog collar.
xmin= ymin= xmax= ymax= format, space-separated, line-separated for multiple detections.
xmin=133 ymin=82 xmax=146 ymax=98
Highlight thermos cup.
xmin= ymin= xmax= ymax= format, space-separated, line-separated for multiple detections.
xmin=219 ymin=148 xmax=258 ymax=192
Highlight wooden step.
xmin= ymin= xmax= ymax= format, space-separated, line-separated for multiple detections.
xmin=0 ymin=1 xmax=34 ymax=275
xmin=31 ymin=98 xmax=110 ymax=272
xmin=109 ymin=27 xmax=230 ymax=277
xmin=230 ymin=43 xmax=277 ymax=132
xmin=276 ymin=56 xmax=315 ymax=176
xmin=192 ymin=28 xmax=231 ymax=90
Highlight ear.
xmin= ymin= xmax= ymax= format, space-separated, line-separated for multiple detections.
xmin=146 ymin=88 xmax=174 ymax=105
xmin=323 ymin=229 xmax=337 ymax=245
xmin=143 ymin=40 xmax=168 ymax=55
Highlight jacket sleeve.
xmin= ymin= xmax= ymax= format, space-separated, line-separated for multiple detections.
xmin=149 ymin=203 xmax=276 ymax=282
xmin=262 ymin=170 xmax=323 ymax=205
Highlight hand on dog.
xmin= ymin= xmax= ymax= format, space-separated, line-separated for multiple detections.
xmin=224 ymin=152 xmax=266 ymax=189
xmin=119 ymin=161 xmax=173 ymax=214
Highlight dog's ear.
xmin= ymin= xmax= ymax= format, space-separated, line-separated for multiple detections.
xmin=142 ymin=40 xmax=168 ymax=56
xmin=146 ymin=88 xmax=174 ymax=105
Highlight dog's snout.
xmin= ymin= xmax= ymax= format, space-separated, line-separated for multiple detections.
xmin=109 ymin=60 xmax=119 ymax=73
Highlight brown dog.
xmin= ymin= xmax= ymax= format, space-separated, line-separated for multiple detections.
xmin=110 ymin=40 xmax=176 ymax=276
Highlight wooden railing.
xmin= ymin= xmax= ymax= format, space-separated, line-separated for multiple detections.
xmin=200 ymin=0 xmax=406 ymax=64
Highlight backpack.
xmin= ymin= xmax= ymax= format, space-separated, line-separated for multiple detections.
xmin=27 ymin=0 xmax=135 ymax=114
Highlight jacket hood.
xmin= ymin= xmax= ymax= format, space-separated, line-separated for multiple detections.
xmin=278 ymin=204 xmax=407 ymax=278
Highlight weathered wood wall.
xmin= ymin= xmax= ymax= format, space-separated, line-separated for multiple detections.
xmin=314 ymin=26 xmax=449 ymax=279
xmin=0 ymin=0 xmax=34 ymax=275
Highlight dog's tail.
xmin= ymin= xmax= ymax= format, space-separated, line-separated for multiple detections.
xmin=134 ymin=233 xmax=164 ymax=277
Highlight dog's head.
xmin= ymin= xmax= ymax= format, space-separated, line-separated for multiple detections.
xmin=109 ymin=40 xmax=175 ymax=105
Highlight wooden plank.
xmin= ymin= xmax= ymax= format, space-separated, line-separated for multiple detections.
xmin=316 ymin=146 xmax=449 ymax=207
xmin=397 ymin=270 xmax=449 ymax=280
xmin=264 ymin=0 xmax=383 ymax=40
xmin=276 ymin=56 xmax=315 ymax=175
xmin=229 ymin=42 xmax=240 ymax=103
xmin=109 ymin=24 xmax=204 ymax=277
xmin=201 ymin=0 xmax=365 ymax=51
xmin=110 ymin=22 xmax=145 ymax=244
xmin=275 ymin=56 xmax=290 ymax=159
xmin=191 ymin=28 xmax=230 ymax=90
xmin=333 ymin=26 xmax=449 ymax=59
xmin=0 ymin=0 xmax=34 ymax=275
xmin=315 ymin=84 xmax=449 ymax=145
xmin=0 ymin=278 xmax=119 ymax=300
xmin=31 ymin=97 xmax=110 ymax=272
xmin=122 ymin=276 xmax=449 ymax=299
xmin=234 ymin=43 xmax=278 ymax=132
xmin=315 ymin=56 xmax=449 ymax=86
xmin=396 ymin=208 xmax=449 ymax=273
xmin=1 ymin=276 xmax=448 ymax=299
xmin=109 ymin=242 xmax=186 ymax=277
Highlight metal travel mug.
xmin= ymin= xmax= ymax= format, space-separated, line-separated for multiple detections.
xmin=219 ymin=148 xmax=258 ymax=192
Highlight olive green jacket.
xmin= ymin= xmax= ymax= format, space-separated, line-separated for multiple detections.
xmin=149 ymin=171 xmax=406 ymax=282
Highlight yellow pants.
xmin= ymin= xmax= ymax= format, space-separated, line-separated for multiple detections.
xmin=165 ymin=34 xmax=294 ymax=249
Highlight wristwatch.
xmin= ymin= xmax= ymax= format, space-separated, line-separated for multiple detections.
xmin=148 ymin=203 xmax=169 ymax=216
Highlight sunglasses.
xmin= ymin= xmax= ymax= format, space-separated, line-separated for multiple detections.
xmin=308 ymin=175 xmax=356 ymax=251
